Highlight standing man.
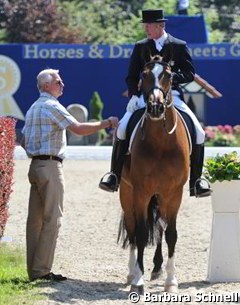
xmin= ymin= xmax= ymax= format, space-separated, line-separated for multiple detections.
xmin=22 ymin=68 xmax=118 ymax=281
xmin=99 ymin=9 xmax=211 ymax=198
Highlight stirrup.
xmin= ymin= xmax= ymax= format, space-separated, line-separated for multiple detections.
xmin=98 ymin=172 xmax=119 ymax=192
xmin=192 ymin=178 xmax=212 ymax=198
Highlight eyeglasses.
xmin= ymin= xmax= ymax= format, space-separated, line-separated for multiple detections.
xmin=55 ymin=80 xmax=63 ymax=86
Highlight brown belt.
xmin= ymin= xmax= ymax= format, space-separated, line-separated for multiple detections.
xmin=32 ymin=155 xmax=63 ymax=163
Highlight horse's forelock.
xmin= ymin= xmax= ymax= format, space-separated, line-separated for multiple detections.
xmin=150 ymin=55 xmax=163 ymax=62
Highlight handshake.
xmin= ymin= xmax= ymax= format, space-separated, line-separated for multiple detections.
xmin=126 ymin=95 xmax=145 ymax=113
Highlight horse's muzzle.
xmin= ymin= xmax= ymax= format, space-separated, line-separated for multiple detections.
xmin=147 ymin=102 xmax=164 ymax=119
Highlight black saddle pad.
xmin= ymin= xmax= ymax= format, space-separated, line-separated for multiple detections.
xmin=177 ymin=109 xmax=196 ymax=145
xmin=126 ymin=108 xmax=145 ymax=141
xmin=125 ymin=107 xmax=196 ymax=147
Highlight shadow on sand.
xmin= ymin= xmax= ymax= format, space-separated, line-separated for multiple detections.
xmin=37 ymin=278 xmax=129 ymax=303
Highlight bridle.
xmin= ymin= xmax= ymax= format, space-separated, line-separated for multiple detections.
xmin=141 ymin=60 xmax=177 ymax=135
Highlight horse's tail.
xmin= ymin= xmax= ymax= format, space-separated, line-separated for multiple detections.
xmin=148 ymin=195 xmax=161 ymax=245
xmin=117 ymin=213 xmax=130 ymax=248
xmin=117 ymin=195 xmax=160 ymax=248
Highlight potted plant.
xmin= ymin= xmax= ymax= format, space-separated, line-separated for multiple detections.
xmin=204 ymin=151 xmax=240 ymax=282
xmin=204 ymin=151 xmax=240 ymax=183
xmin=204 ymin=151 xmax=240 ymax=212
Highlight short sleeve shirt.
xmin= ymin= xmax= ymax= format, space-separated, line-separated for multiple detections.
xmin=22 ymin=92 xmax=78 ymax=159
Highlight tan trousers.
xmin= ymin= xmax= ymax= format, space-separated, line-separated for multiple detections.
xmin=26 ymin=159 xmax=64 ymax=280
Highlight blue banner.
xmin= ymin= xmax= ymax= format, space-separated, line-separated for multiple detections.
xmin=189 ymin=43 xmax=240 ymax=60
xmin=0 ymin=43 xmax=240 ymax=130
xmin=21 ymin=43 xmax=240 ymax=60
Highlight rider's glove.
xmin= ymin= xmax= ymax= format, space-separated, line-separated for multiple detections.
xmin=126 ymin=95 xmax=143 ymax=113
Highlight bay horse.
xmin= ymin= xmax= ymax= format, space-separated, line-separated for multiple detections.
xmin=118 ymin=55 xmax=190 ymax=294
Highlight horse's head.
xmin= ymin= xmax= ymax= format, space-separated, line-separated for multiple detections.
xmin=141 ymin=55 xmax=173 ymax=120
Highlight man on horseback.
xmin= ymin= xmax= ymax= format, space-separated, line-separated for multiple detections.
xmin=99 ymin=8 xmax=211 ymax=198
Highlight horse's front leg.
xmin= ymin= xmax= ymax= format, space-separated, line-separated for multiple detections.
xmin=127 ymin=245 xmax=136 ymax=285
xmin=129 ymin=248 xmax=144 ymax=295
xmin=129 ymin=221 xmax=145 ymax=295
xmin=150 ymin=196 xmax=166 ymax=281
xmin=130 ymin=194 xmax=149 ymax=295
xmin=151 ymin=225 xmax=164 ymax=280
xmin=164 ymin=218 xmax=178 ymax=293
xmin=119 ymin=181 xmax=139 ymax=287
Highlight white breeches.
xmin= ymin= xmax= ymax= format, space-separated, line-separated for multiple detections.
xmin=116 ymin=92 xmax=205 ymax=144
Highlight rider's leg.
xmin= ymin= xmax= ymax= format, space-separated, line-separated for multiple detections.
xmin=99 ymin=112 xmax=131 ymax=192
xmin=173 ymin=92 xmax=211 ymax=198
xmin=189 ymin=143 xmax=212 ymax=197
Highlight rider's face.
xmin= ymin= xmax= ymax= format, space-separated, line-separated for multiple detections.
xmin=143 ymin=22 xmax=165 ymax=40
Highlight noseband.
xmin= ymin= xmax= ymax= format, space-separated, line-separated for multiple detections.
xmin=141 ymin=60 xmax=177 ymax=135
xmin=143 ymin=60 xmax=173 ymax=115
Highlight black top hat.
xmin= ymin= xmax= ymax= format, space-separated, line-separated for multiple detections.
xmin=141 ymin=9 xmax=168 ymax=23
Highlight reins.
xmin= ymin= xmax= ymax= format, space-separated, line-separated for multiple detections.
xmin=163 ymin=106 xmax=178 ymax=135
xmin=140 ymin=99 xmax=177 ymax=139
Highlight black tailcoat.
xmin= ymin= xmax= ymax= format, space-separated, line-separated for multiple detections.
xmin=126 ymin=34 xmax=195 ymax=98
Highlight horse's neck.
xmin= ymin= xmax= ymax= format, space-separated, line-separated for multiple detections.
xmin=143 ymin=108 xmax=177 ymax=147
xmin=146 ymin=107 xmax=175 ymax=133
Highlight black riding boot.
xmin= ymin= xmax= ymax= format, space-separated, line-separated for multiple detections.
xmin=189 ymin=143 xmax=212 ymax=197
xmin=99 ymin=138 xmax=128 ymax=192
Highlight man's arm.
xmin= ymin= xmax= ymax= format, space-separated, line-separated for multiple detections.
xmin=172 ymin=43 xmax=195 ymax=85
xmin=67 ymin=116 xmax=118 ymax=136
xmin=125 ymin=44 xmax=142 ymax=97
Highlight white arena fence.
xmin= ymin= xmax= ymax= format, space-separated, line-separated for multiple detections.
xmin=14 ymin=145 xmax=240 ymax=161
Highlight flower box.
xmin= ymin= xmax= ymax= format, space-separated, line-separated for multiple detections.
xmin=204 ymin=152 xmax=240 ymax=282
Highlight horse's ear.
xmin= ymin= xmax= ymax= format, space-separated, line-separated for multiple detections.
xmin=166 ymin=64 xmax=172 ymax=72
xmin=150 ymin=55 xmax=155 ymax=61
xmin=159 ymin=55 xmax=163 ymax=62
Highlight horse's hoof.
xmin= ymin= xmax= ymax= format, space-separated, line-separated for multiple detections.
xmin=126 ymin=275 xmax=134 ymax=285
xmin=150 ymin=269 xmax=163 ymax=281
xmin=164 ymin=285 xmax=178 ymax=293
xmin=130 ymin=284 xmax=144 ymax=295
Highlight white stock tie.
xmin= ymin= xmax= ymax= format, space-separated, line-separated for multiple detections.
xmin=155 ymin=41 xmax=163 ymax=52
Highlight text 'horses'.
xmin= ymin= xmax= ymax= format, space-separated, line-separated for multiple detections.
xmin=118 ymin=56 xmax=190 ymax=294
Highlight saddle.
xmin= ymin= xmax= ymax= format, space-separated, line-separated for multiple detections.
xmin=126 ymin=107 xmax=196 ymax=154
xmin=126 ymin=108 xmax=145 ymax=141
